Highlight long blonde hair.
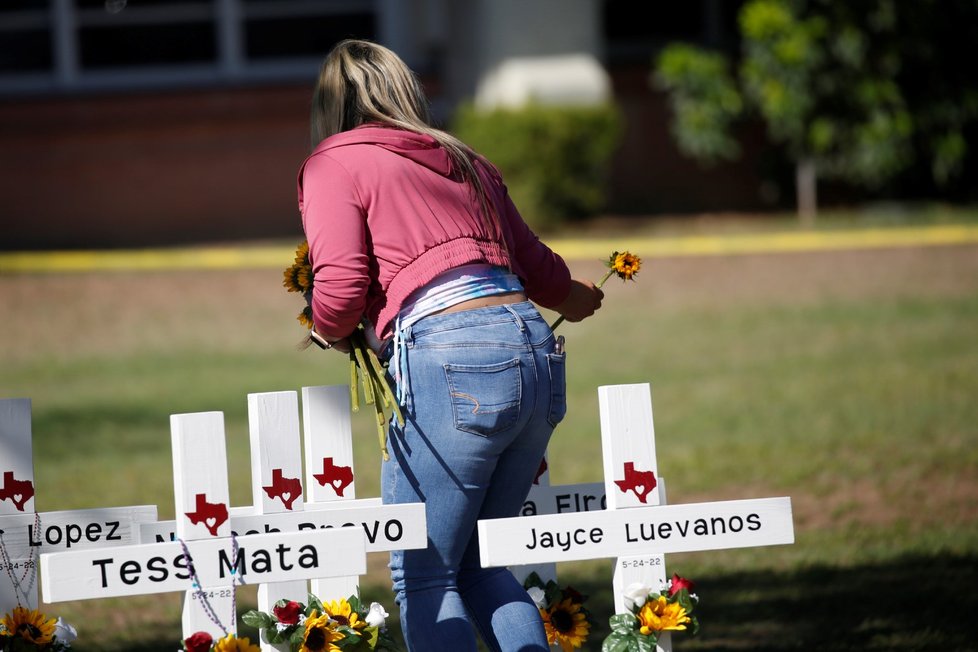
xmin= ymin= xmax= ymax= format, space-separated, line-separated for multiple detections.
xmin=310 ymin=39 xmax=502 ymax=240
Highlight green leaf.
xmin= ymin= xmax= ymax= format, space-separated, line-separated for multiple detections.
xmin=307 ymin=593 xmax=325 ymax=615
xmin=636 ymin=633 xmax=659 ymax=652
xmin=364 ymin=626 xmax=381 ymax=647
xmin=601 ymin=631 xmax=634 ymax=652
xmin=347 ymin=592 xmax=363 ymax=613
xmin=674 ymin=587 xmax=696 ymax=613
xmin=290 ymin=625 xmax=307 ymax=647
xmin=241 ymin=610 xmax=276 ymax=629
xmin=523 ymin=571 xmax=544 ymax=589
xmin=610 ymin=612 xmax=638 ymax=631
xmin=267 ymin=628 xmax=293 ymax=644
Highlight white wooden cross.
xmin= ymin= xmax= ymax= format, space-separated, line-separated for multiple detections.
xmin=0 ymin=397 xmax=157 ymax=616
xmin=133 ymin=386 xmax=427 ymax=645
xmin=246 ymin=390 xmax=310 ymax=651
xmin=478 ymin=383 xmax=795 ymax=652
xmin=40 ymin=408 xmax=369 ymax=643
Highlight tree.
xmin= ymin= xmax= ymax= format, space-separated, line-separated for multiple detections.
xmin=653 ymin=0 xmax=978 ymax=225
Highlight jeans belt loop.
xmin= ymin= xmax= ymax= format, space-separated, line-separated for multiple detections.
xmin=504 ymin=303 xmax=526 ymax=331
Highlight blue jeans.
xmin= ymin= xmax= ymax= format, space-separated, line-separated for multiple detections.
xmin=382 ymin=301 xmax=566 ymax=652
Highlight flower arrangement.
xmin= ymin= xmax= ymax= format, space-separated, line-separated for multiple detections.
xmin=601 ymin=573 xmax=699 ymax=651
xmin=550 ymin=250 xmax=642 ymax=331
xmin=242 ymin=593 xmax=399 ymax=651
xmin=0 ymin=608 xmax=76 ymax=651
xmin=283 ymin=240 xmax=404 ymax=460
xmin=522 ymin=572 xmax=592 ymax=651
xmin=181 ymin=632 xmax=261 ymax=652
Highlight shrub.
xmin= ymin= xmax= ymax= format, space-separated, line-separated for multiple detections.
xmin=451 ymin=102 xmax=623 ymax=231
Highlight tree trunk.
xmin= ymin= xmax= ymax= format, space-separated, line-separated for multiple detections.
xmin=796 ymin=157 xmax=817 ymax=227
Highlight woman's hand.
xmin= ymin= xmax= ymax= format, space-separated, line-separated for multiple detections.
xmin=553 ymin=278 xmax=604 ymax=322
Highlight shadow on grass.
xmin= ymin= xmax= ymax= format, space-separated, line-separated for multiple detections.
xmin=81 ymin=552 xmax=978 ymax=651
xmin=576 ymin=552 xmax=978 ymax=652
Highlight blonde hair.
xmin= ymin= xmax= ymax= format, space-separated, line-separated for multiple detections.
xmin=310 ymin=39 xmax=503 ymax=241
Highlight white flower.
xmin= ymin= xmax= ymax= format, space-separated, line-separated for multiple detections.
xmin=54 ymin=618 xmax=78 ymax=645
xmin=622 ymin=582 xmax=652 ymax=611
xmin=525 ymin=586 xmax=547 ymax=608
xmin=365 ymin=602 xmax=389 ymax=628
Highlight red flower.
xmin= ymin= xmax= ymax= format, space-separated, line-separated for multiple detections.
xmin=668 ymin=573 xmax=695 ymax=596
xmin=562 ymin=585 xmax=586 ymax=604
xmin=184 ymin=631 xmax=214 ymax=652
xmin=273 ymin=600 xmax=303 ymax=626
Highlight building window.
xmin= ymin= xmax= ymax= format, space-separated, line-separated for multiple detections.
xmin=0 ymin=0 xmax=378 ymax=96
xmin=244 ymin=8 xmax=375 ymax=60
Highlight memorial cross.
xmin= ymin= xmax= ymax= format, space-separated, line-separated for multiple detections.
xmin=40 ymin=409 xmax=369 ymax=643
xmin=134 ymin=386 xmax=427 ymax=620
xmin=247 ymin=390 xmax=309 ymax=652
xmin=300 ymin=384 xmax=365 ymax=602
xmin=0 ymin=398 xmax=157 ymax=616
xmin=478 ymin=383 xmax=795 ymax=652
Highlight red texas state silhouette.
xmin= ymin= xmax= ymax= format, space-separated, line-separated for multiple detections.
xmin=185 ymin=493 xmax=229 ymax=536
xmin=262 ymin=468 xmax=302 ymax=510
xmin=0 ymin=471 xmax=34 ymax=512
xmin=312 ymin=457 xmax=354 ymax=497
xmin=613 ymin=462 xmax=657 ymax=504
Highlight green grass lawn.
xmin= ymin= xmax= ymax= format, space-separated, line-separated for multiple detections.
xmin=1 ymin=228 xmax=977 ymax=650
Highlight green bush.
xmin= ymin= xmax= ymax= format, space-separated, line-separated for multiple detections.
xmin=451 ymin=102 xmax=623 ymax=231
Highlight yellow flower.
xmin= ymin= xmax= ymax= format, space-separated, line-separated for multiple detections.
xmin=541 ymin=598 xmax=590 ymax=651
xmin=214 ymin=633 xmax=261 ymax=652
xmin=300 ymin=610 xmax=344 ymax=652
xmin=321 ymin=598 xmax=366 ymax=631
xmin=609 ymin=250 xmax=641 ymax=281
xmin=550 ymin=249 xmax=642 ymax=332
xmin=283 ymin=241 xmax=313 ymax=293
xmin=294 ymin=240 xmax=310 ymax=266
xmin=1 ymin=607 xmax=57 ymax=645
xmin=298 ymin=305 xmax=314 ymax=329
xmin=637 ymin=595 xmax=690 ymax=635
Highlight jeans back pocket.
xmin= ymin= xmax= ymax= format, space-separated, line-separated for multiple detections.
xmin=546 ymin=352 xmax=567 ymax=427
xmin=445 ymin=358 xmax=522 ymax=437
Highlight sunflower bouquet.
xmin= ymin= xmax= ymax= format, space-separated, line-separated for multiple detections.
xmin=0 ymin=608 xmax=76 ymax=651
xmin=181 ymin=632 xmax=260 ymax=652
xmin=522 ymin=572 xmax=592 ymax=651
xmin=601 ymin=573 xmax=699 ymax=652
xmin=550 ymin=250 xmax=642 ymax=331
xmin=242 ymin=593 xmax=399 ymax=652
xmin=283 ymin=240 xmax=403 ymax=461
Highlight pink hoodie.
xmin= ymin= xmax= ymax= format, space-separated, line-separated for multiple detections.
xmin=297 ymin=124 xmax=572 ymax=340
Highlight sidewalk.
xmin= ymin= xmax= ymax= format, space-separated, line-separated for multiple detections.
xmin=2 ymin=223 xmax=977 ymax=274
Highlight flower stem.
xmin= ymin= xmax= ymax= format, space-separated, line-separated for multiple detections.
xmin=348 ymin=327 xmax=402 ymax=461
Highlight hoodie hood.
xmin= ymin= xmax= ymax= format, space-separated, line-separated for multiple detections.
xmin=297 ymin=124 xmax=454 ymax=214
xmin=313 ymin=124 xmax=453 ymax=176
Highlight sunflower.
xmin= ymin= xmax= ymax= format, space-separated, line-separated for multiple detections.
xmin=609 ymin=250 xmax=641 ymax=281
xmin=213 ymin=633 xmax=262 ymax=652
xmin=1 ymin=607 xmax=57 ymax=645
xmin=550 ymin=249 xmax=642 ymax=331
xmin=321 ymin=598 xmax=366 ymax=631
xmin=298 ymin=304 xmax=314 ymax=329
xmin=637 ymin=595 xmax=691 ymax=635
xmin=300 ymin=610 xmax=344 ymax=652
xmin=283 ymin=240 xmax=313 ymax=294
xmin=541 ymin=598 xmax=590 ymax=651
